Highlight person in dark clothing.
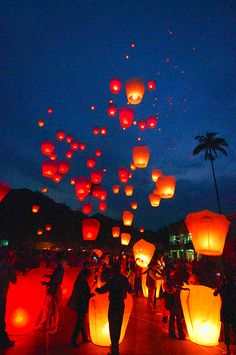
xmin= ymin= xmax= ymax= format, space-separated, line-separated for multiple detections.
xmin=69 ymin=269 xmax=95 ymax=348
xmin=0 ymin=248 xmax=17 ymax=348
xmin=214 ymin=273 xmax=236 ymax=355
xmin=96 ymin=262 xmax=133 ymax=355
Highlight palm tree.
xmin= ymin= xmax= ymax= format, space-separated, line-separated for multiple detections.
xmin=193 ymin=132 xmax=228 ymax=214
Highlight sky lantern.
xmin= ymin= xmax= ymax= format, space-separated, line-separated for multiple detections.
xmin=0 ymin=181 xmax=11 ymax=202
xmin=66 ymin=135 xmax=74 ymax=143
xmin=112 ymin=226 xmax=120 ymax=238
xmin=89 ymin=293 xmax=132 ymax=346
xmin=133 ymin=239 xmax=156 ymax=268
xmin=180 ymin=285 xmax=221 ymax=346
xmin=107 ymin=104 xmax=117 ymax=117
xmin=132 ymin=146 xmax=150 ymax=168
xmin=130 ymin=162 xmax=136 ymax=171
xmin=87 ymin=158 xmax=96 ymax=169
xmin=131 ymin=201 xmax=138 ymax=210
xmin=122 ymin=211 xmax=134 ymax=226
xmin=95 ymin=149 xmax=102 ymax=157
xmin=41 ymin=140 xmax=55 ymax=156
xmin=155 ymin=175 xmax=176 ymax=198
xmin=140 ymin=227 xmax=145 ymax=233
xmin=185 ymin=210 xmax=230 ymax=256
xmin=57 ymin=131 xmax=66 ymax=141
xmin=58 ymin=160 xmax=70 ymax=174
xmin=37 ymin=228 xmax=43 ymax=236
xmin=47 ymin=107 xmax=53 ymax=114
xmin=100 ymin=127 xmax=107 ymax=135
xmin=99 ymin=201 xmax=107 ymax=212
xmin=119 ymin=108 xmax=134 ymax=129
xmin=151 ymin=169 xmax=163 ymax=182
xmin=38 ymin=120 xmax=45 ymax=127
xmin=90 ymin=170 xmax=103 ymax=184
xmin=147 ymin=80 xmax=156 ymax=90
xmin=66 ymin=150 xmax=74 ymax=159
xmin=149 ymin=193 xmax=161 ymax=207
xmin=70 ymin=178 xmax=76 ymax=185
xmin=92 ymin=249 xmax=103 ymax=258
xmin=125 ymin=77 xmax=145 ymax=104
xmin=42 ymin=160 xmax=58 ymax=178
xmin=93 ymin=127 xmax=100 ymax=135
xmin=52 ymin=174 xmax=62 ymax=183
xmin=118 ymin=167 xmax=130 ymax=183
xmin=92 ymin=186 xmax=107 ymax=200
xmin=79 ymin=143 xmax=86 ymax=150
xmin=32 ymin=205 xmax=40 ymax=213
xmin=147 ymin=116 xmax=158 ymax=129
xmin=124 ymin=185 xmax=134 ymax=196
xmin=41 ymin=186 xmax=47 ymax=193
xmin=110 ymin=78 xmax=122 ymax=94
xmin=75 ymin=178 xmax=91 ymax=201
xmin=49 ymin=153 xmax=57 ymax=161
xmin=82 ymin=218 xmax=100 ymax=240
xmin=82 ymin=203 xmax=93 ymax=215
xmin=112 ymin=185 xmax=120 ymax=194
xmin=71 ymin=141 xmax=80 ymax=151
xmin=121 ymin=233 xmax=131 ymax=245
xmin=45 ymin=224 xmax=52 ymax=231
xmin=138 ymin=120 xmax=147 ymax=130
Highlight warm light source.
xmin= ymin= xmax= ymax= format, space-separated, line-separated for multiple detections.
xmin=149 ymin=193 xmax=161 ymax=207
xmin=155 ymin=175 xmax=176 ymax=198
xmin=125 ymin=77 xmax=145 ymax=104
xmin=82 ymin=218 xmax=100 ymax=240
xmin=130 ymin=201 xmax=138 ymax=210
xmin=112 ymin=226 xmax=120 ymax=238
xmin=124 ymin=185 xmax=134 ymax=196
xmin=132 ymin=146 xmax=150 ymax=168
xmin=151 ymin=170 xmax=162 ymax=182
xmin=121 ymin=233 xmax=131 ymax=245
xmin=122 ymin=211 xmax=134 ymax=226
xmin=119 ymin=108 xmax=134 ymax=129
xmin=32 ymin=205 xmax=40 ymax=213
xmin=112 ymin=185 xmax=120 ymax=194
xmin=133 ymin=239 xmax=155 ymax=268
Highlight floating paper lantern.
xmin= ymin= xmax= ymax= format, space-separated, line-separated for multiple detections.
xmin=147 ymin=80 xmax=156 ymax=90
xmin=118 ymin=167 xmax=130 ymax=183
xmin=38 ymin=120 xmax=45 ymax=127
xmin=147 ymin=116 xmax=157 ymax=129
xmin=41 ymin=186 xmax=47 ymax=193
xmin=138 ymin=120 xmax=147 ymax=130
xmin=71 ymin=141 xmax=80 ymax=151
xmin=122 ymin=211 xmax=133 ymax=226
xmin=124 ymin=185 xmax=134 ymax=196
xmin=108 ymin=104 xmax=117 ymax=117
xmin=87 ymin=158 xmax=96 ymax=169
xmin=133 ymin=239 xmax=155 ymax=268
xmin=149 ymin=193 xmax=161 ymax=207
xmin=99 ymin=201 xmax=107 ymax=212
xmin=125 ymin=77 xmax=145 ymax=104
xmin=92 ymin=249 xmax=103 ymax=258
xmin=57 ymin=131 xmax=66 ymax=141
xmin=41 ymin=140 xmax=55 ymax=156
xmin=100 ymin=128 xmax=107 ymax=135
xmin=58 ymin=160 xmax=70 ymax=174
xmin=112 ymin=226 xmax=120 ymax=238
xmin=180 ymin=285 xmax=221 ymax=346
xmin=70 ymin=178 xmax=75 ymax=185
xmin=45 ymin=224 xmax=52 ymax=231
xmin=49 ymin=153 xmax=57 ymax=161
xmin=0 ymin=181 xmax=11 ymax=202
xmin=185 ymin=210 xmax=230 ymax=256
xmin=32 ymin=205 xmax=40 ymax=213
xmin=131 ymin=201 xmax=138 ymax=210
xmin=66 ymin=135 xmax=74 ymax=144
xmin=82 ymin=218 xmax=100 ymax=241
xmin=119 ymin=108 xmax=134 ymax=129
xmin=140 ymin=227 xmax=145 ymax=233
xmin=130 ymin=163 xmax=136 ymax=171
xmin=151 ymin=170 xmax=162 ymax=182
xmin=89 ymin=293 xmax=133 ymax=346
xmin=52 ymin=174 xmax=62 ymax=183
xmin=112 ymin=185 xmax=120 ymax=194
xmin=93 ymin=127 xmax=100 ymax=135
xmin=75 ymin=178 xmax=91 ymax=201
xmin=121 ymin=233 xmax=131 ymax=245
xmin=66 ymin=150 xmax=74 ymax=159
xmin=155 ymin=176 xmax=176 ymax=199
xmin=110 ymin=78 xmax=122 ymax=94
xmin=92 ymin=186 xmax=107 ymax=201
xmin=90 ymin=170 xmax=103 ymax=184
xmin=82 ymin=203 xmax=93 ymax=215
xmin=132 ymin=146 xmax=150 ymax=168
xmin=47 ymin=107 xmax=53 ymax=114
xmin=95 ymin=149 xmax=102 ymax=157
xmin=42 ymin=160 xmax=58 ymax=178
xmin=37 ymin=228 xmax=43 ymax=236
xmin=80 ymin=143 xmax=86 ymax=151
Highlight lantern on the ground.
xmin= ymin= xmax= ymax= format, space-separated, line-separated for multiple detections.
xmin=155 ymin=176 xmax=176 ymax=198
xmin=90 ymin=170 xmax=103 ymax=184
xmin=41 ymin=141 xmax=55 ymax=156
xmin=185 ymin=210 xmax=230 ymax=256
xmin=122 ymin=211 xmax=133 ymax=226
xmin=118 ymin=167 xmax=130 ymax=183
xmin=58 ymin=160 xmax=70 ymax=174
xmin=42 ymin=160 xmax=58 ymax=178
xmin=180 ymin=285 xmax=221 ymax=346
xmin=147 ymin=116 xmax=157 ymax=129
xmin=32 ymin=205 xmax=40 ymax=213
xmin=152 ymin=170 xmax=162 ymax=182
xmin=147 ymin=80 xmax=156 ymax=90
xmin=87 ymin=158 xmax=96 ymax=169
xmin=149 ymin=193 xmax=161 ymax=207
xmin=119 ymin=108 xmax=134 ymax=129
xmin=0 ymin=181 xmax=11 ymax=202
xmin=125 ymin=78 xmax=145 ymax=105
xmin=110 ymin=78 xmax=122 ymax=94
xmin=99 ymin=201 xmax=107 ymax=212
xmin=131 ymin=201 xmax=138 ymax=210
xmin=112 ymin=226 xmax=120 ymax=238
xmin=89 ymin=293 xmax=133 ymax=346
xmin=121 ymin=233 xmax=131 ymax=245
xmin=132 ymin=146 xmax=150 ymax=168
xmin=133 ymin=239 xmax=155 ymax=268
xmin=138 ymin=120 xmax=147 ymax=130
xmin=71 ymin=141 xmax=80 ymax=151
xmin=82 ymin=203 xmax=93 ymax=215
xmin=57 ymin=131 xmax=66 ymax=141
xmin=112 ymin=185 xmax=120 ymax=194
xmin=75 ymin=178 xmax=91 ymax=201
xmin=108 ymin=104 xmax=117 ymax=117
xmin=124 ymin=185 xmax=134 ymax=196
xmin=82 ymin=218 xmax=100 ymax=241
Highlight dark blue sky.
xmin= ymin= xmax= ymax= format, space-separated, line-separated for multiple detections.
xmin=1 ymin=1 xmax=236 ymax=230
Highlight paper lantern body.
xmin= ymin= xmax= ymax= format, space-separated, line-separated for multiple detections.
xmin=66 ymin=135 xmax=74 ymax=143
xmin=151 ymin=170 xmax=162 ymax=182
xmin=82 ymin=203 xmax=93 ymax=215
xmin=132 ymin=146 xmax=150 ymax=168
xmin=155 ymin=176 xmax=176 ymax=198
xmin=112 ymin=226 xmax=120 ymax=238
xmin=185 ymin=210 xmax=230 ymax=256
xmin=149 ymin=194 xmax=161 ymax=207
xmin=180 ymin=285 xmax=221 ymax=346
xmin=130 ymin=201 xmax=138 ymax=210
xmin=99 ymin=201 xmax=107 ymax=212
xmin=124 ymin=185 xmax=134 ymax=197
xmin=58 ymin=160 xmax=70 ymax=174
xmin=66 ymin=150 xmax=74 ymax=159
xmin=32 ymin=205 xmax=40 ymax=213
xmin=121 ymin=233 xmax=131 ymax=245
xmin=130 ymin=163 xmax=136 ymax=171
xmin=89 ymin=293 xmax=133 ymax=346
xmin=133 ymin=239 xmax=155 ymax=268
xmin=147 ymin=80 xmax=156 ymax=90
xmin=79 ymin=143 xmax=86 ymax=150
xmin=147 ymin=116 xmax=157 ymax=129
xmin=122 ymin=211 xmax=133 ymax=226
xmin=140 ymin=227 xmax=145 ymax=233
xmin=52 ymin=174 xmax=62 ymax=183
xmin=87 ymin=158 xmax=96 ymax=169
xmin=41 ymin=141 xmax=55 ymax=156
xmin=100 ymin=128 xmax=107 ymax=135
xmin=82 ymin=218 xmax=100 ymax=240
xmin=49 ymin=153 xmax=57 ymax=161
xmin=93 ymin=127 xmax=100 ymax=135
xmin=95 ymin=149 xmax=102 ymax=157
xmin=57 ymin=131 xmax=66 ymax=141
xmin=38 ymin=120 xmax=45 ymax=127
xmin=108 ymin=105 xmax=117 ymax=117
xmin=118 ymin=168 xmax=130 ymax=184
xmin=42 ymin=160 xmax=58 ymax=178
xmin=92 ymin=249 xmax=103 ymax=258
xmin=112 ymin=185 xmax=120 ymax=194
xmin=138 ymin=120 xmax=147 ymax=130
xmin=75 ymin=178 xmax=91 ymax=201
xmin=119 ymin=108 xmax=134 ymax=129
xmin=125 ymin=78 xmax=145 ymax=104
xmin=45 ymin=224 xmax=52 ymax=231
xmin=90 ymin=170 xmax=103 ymax=184
xmin=110 ymin=78 xmax=122 ymax=94
xmin=71 ymin=141 xmax=80 ymax=151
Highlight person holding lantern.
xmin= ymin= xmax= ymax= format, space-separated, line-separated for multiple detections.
xmin=95 ymin=262 xmax=132 ymax=355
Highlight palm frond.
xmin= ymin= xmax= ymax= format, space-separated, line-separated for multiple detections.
xmin=215 ymin=146 xmax=228 ymax=156
xmin=193 ymin=143 xmax=206 ymax=156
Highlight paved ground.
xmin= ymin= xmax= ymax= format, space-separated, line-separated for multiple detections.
xmin=1 ymin=296 xmax=235 ymax=355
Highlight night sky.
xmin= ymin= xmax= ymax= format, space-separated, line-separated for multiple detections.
xmin=1 ymin=1 xmax=236 ymax=230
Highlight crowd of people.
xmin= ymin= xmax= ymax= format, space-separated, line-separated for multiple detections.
xmin=0 ymin=246 xmax=236 ymax=355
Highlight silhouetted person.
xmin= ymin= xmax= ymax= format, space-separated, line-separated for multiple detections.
xmin=69 ymin=269 xmax=94 ymax=348
xmin=0 ymin=248 xmax=17 ymax=348
xmin=96 ymin=262 xmax=132 ymax=355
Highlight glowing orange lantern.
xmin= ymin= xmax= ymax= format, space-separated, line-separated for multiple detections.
xmin=82 ymin=218 xmax=100 ymax=241
xmin=132 ymin=146 xmax=150 ymax=168
xmin=90 ymin=170 xmax=103 ymax=184
xmin=45 ymin=224 xmax=52 ymax=231
xmin=38 ymin=120 xmax=45 ymax=127
xmin=124 ymin=185 xmax=134 ymax=196
xmin=130 ymin=162 xmax=136 ymax=171
xmin=118 ymin=167 xmax=130 ymax=183
xmin=110 ymin=78 xmax=122 ymax=94
xmin=121 ymin=233 xmax=131 ymax=245
xmin=82 ymin=203 xmax=93 ymax=215
xmin=131 ymin=201 xmax=138 ymax=210
xmin=125 ymin=77 xmax=145 ymax=104
xmin=49 ymin=153 xmax=57 ymax=161
xmin=53 ymin=174 xmax=62 ymax=183
xmin=119 ymin=108 xmax=134 ymax=129
xmin=66 ymin=150 xmax=74 ymax=159
xmin=37 ymin=228 xmax=43 ymax=236
xmin=155 ymin=175 xmax=176 ymax=198
xmin=92 ymin=186 xmax=107 ymax=201
xmin=112 ymin=185 xmax=120 ymax=194
xmin=140 ymin=227 xmax=145 ymax=233
xmin=92 ymin=249 xmax=103 ymax=258
xmin=149 ymin=193 xmax=161 ymax=207
xmin=75 ymin=178 xmax=91 ymax=201
xmin=89 ymin=293 xmax=133 ymax=346
xmin=32 ymin=205 xmax=40 ymax=213
xmin=42 ymin=160 xmax=58 ymax=178
xmin=66 ymin=135 xmax=74 ymax=143
xmin=122 ymin=211 xmax=133 ymax=226
xmin=80 ymin=143 xmax=86 ymax=150
xmin=57 ymin=131 xmax=66 ymax=141
xmin=108 ymin=104 xmax=117 ymax=117
xmin=41 ymin=186 xmax=47 ymax=193
xmin=147 ymin=116 xmax=157 ymax=129
xmin=112 ymin=226 xmax=120 ymax=238
xmin=0 ymin=181 xmax=11 ymax=202
xmin=100 ymin=128 xmax=107 ymax=135
xmin=147 ymin=80 xmax=156 ymax=90
xmin=95 ymin=149 xmax=102 ymax=157
xmin=70 ymin=178 xmax=75 ymax=185
xmin=58 ymin=160 xmax=70 ymax=174
xmin=71 ymin=141 xmax=80 ymax=151
xmin=180 ymin=285 xmax=221 ymax=346
xmin=185 ymin=210 xmax=230 ymax=256
xmin=138 ymin=120 xmax=147 ymax=130
xmin=133 ymin=239 xmax=155 ymax=268
xmin=93 ymin=127 xmax=100 ymax=135
xmin=151 ymin=169 xmax=162 ymax=182
xmin=87 ymin=158 xmax=96 ymax=169
xmin=41 ymin=140 xmax=55 ymax=156
xmin=99 ymin=201 xmax=107 ymax=212
xmin=47 ymin=107 xmax=53 ymax=114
